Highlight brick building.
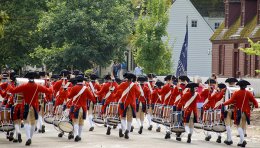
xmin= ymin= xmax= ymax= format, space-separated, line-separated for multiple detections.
xmin=211 ymin=0 xmax=260 ymax=78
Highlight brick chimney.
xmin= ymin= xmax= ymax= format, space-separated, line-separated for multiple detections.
xmin=224 ymin=0 xmax=241 ymax=28
xmin=241 ymin=0 xmax=257 ymax=27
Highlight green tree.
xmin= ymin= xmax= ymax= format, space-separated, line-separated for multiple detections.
xmin=32 ymin=0 xmax=134 ymax=72
xmin=0 ymin=11 xmax=9 ymax=38
xmin=240 ymin=38 xmax=260 ymax=73
xmin=131 ymin=0 xmax=172 ymax=75
xmin=0 ymin=0 xmax=47 ymax=71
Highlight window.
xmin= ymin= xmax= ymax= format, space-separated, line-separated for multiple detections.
xmin=234 ymin=43 xmax=239 ymax=49
xmin=215 ymin=22 xmax=220 ymax=29
xmin=191 ymin=20 xmax=197 ymax=27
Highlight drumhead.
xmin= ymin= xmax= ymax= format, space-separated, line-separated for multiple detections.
xmin=194 ymin=123 xmax=203 ymax=129
xmin=0 ymin=124 xmax=15 ymax=132
xmin=171 ymin=127 xmax=185 ymax=133
xmin=151 ymin=118 xmax=163 ymax=124
xmin=203 ymin=126 xmax=212 ymax=131
xmin=58 ymin=121 xmax=73 ymax=133
xmin=44 ymin=116 xmax=54 ymax=124
xmin=107 ymin=118 xmax=120 ymax=124
xmin=92 ymin=118 xmax=104 ymax=124
xmin=212 ymin=125 xmax=226 ymax=133
xmin=53 ymin=120 xmax=60 ymax=127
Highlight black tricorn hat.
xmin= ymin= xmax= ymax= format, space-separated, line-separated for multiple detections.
xmin=236 ymin=80 xmax=250 ymax=86
xmin=75 ymin=75 xmax=88 ymax=82
xmin=103 ymin=74 xmax=112 ymax=80
xmin=60 ymin=69 xmax=71 ymax=77
xmin=2 ymin=73 xmax=8 ymax=79
xmin=225 ymin=77 xmax=238 ymax=83
xmin=137 ymin=75 xmax=148 ymax=82
xmin=73 ymin=70 xmax=83 ymax=76
xmin=218 ymin=83 xmax=226 ymax=89
xmin=155 ymin=80 xmax=164 ymax=87
xmin=115 ymin=77 xmax=121 ymax=84
xmin=186 ymin=82 xmax=199 ymax=88
xmin=164 ymin=75 xmax=176 ymax=81
xmin=147 ymin=73 xmax=156 ymax=79
xmin=68 ymin=78 xmax=77 ymax=85
xmin=205 ymin=79 xmax=217 ymax=84
xmin=24 ymin=71 xmax=38 ymax=79
xmin=179 ymin=75 xmax=190 ymax=82
xmin=39 ymin=71 xmax=46 ymax=77
xmin=90 ymin=74 xmax=99 ymax=80
xmin=51 ymin=74 xmax=60 ymax=79
xmin=123 ymin=72 xmax=136 ymax=79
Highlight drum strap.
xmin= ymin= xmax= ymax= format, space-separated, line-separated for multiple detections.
xmin=29 ymin=84 xmax=39 ymax=106
xmin=138 ymin=84 xmax=145 ymax=97
xmin=147 ymin=82 xmax=153 ymax=93
xmin=165 ymin=90 xmax=171 ymax=101
xmin=72 ymin=86 xmax=87 ymax=102
xmin=174 ymin=88 xmax=188 ymax=103
xmin=118 ymin=82 xmax=134 ymax=103
xmin=184 ymin=92 xmax=197 ymax=109
xmin=104 ymin=86 xmax=114 ymax=100
xmin=203 ymin=90 xmax=216 ymax=106
xmin=214 ymin=97 xmax=224 ymax=109
xmin=64 ymin=82 xmax=71 ymax=88
xmin=89 ymin=82 xmax=97 ymax=97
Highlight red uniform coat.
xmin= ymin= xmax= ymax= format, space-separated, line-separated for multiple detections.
xmin=150 ymin=88 xmax=162 ymax=105
xmin=87 ymin=81 xmax=101 ymax=102
xmin=201 ymin=88 xmax=216 ymax=110
xmin=173 ymin=84 xmax=188 ymax=107
xmin=114 ymin=81 xmax=140 ymax=116
xmin=11 ymin=82 xmax=52 ymax=111
xmin=67 ymin=83 xmax=95 ymax=113
xmin=160 ymin=83 xmax=173 ymax=105
xmin=224 ymin=89 xmax=258 ymax=124
xmin=177 ymin=91 xmax=200 ymax=123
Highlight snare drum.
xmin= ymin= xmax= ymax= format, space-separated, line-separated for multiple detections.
xmin=53 ymin=105 xmax=63 ymax=127
xmin=151 ymin=104 xmax=163 ymax=124
xmin=194 ymin=108 xmax=203 ymax=129
xmin=212 ymin=109 xmax=226 ymax=133
xmin=203 ymin=110 xmax=213 ymax=131
xmin=106 ymin=102 xmax=120 ymax=126
xmin=44 ymin=102 xmax=54 ymax=124
xmin=0 ymin=107 xmax=14 ymax=132
xmin=92 ymin=103 xmax=104 ymax=124
xmin=58 ymin=109 xmax=73 ymax=133
xmin=171 ymin=111 xmax=185 ymax=133
xmin=162 ymin=105 xmax=173 ymax=127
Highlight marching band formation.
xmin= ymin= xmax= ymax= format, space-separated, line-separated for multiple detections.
xmin=0 ymin=69 xmax=258 ymax=147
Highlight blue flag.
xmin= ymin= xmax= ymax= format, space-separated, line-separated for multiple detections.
xmin=176 ymin=21 xmax=188 ymax=77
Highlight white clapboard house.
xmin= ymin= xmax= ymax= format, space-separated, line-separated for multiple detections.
xmin=167 ymin=0 xmax=214 ymax=77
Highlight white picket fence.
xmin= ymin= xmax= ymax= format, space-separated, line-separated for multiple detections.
xmin=157 ymin=76 xmax=260 ymax=97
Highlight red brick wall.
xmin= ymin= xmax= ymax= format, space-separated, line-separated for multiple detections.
xmin=212 ymin=44 xmax=219 ymax=75
xmin=224 ymin=44 xmax=234 ymax=76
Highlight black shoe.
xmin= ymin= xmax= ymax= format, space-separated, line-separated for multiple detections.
xmin=119 ymin=129 xmax=124 ymax=138
xmin=21 ymin=123 xmax=24 ymax=128
xmin=68 ymin=132 xmax=74 ymax=140
xmin=130 ymin=126 xmax=134 ymax=132
xmin=176 ymin=133 xmax=181 ymax=141
xmin=138 ymin=126 xmax=143 ymax=134
xmin=75 ymin=136 xmax=81 ymax=142
xmin=38 ymin=129 xmax=42 ymax=133
xmin=244 ymin=134 xmax=247 ymax=137
xmin=89 ymin=127 xmax=94 ymax=131
xmin=42 ymin=125 xmax=45 ymax=133
xmin=35 ymin=127 xmax=37 ymax=132
xmin=216 ymin=136 xmax=221 ymax=143
xmin=13 ymin=139 xmax=18 ymax=143
xmin=164 ymin=132 xmax=171 ymax=139
xmin=106 ymin=127 xmax=111 ymax=135
xmin=25 ymin=139 xmax=31 ymax=146
xmin=113 ymin=125 xmax=117 ymax=129
xmin=237 ymin=141 xmax=247 ymax=147
xmin=224 ymin=140 xmax=233 ymax=145
xmin=58 ymin=132 xmax=64 ymax=138
xmin=187 ymin=133 xmax=191 ymax=143
xmin=156 ymin=127 xmax=161 ymax=132
xmin=18 ymin=133 xmax=22 ymax=143
xmin=148 ymin=125 xmax=153 ymax=131
xmin=205 ymin=135 xmax=211 ymax=141
xmin=8 ymin=132 xmax=14 ymax=141
xmin=104 ymin=124 xmax=107 ymax=127
xmin=124 ymin=130 xmax=129 ymax=139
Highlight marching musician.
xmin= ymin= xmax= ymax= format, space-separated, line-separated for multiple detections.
xmin=150 ymin=80 xmax=164 ymax=132
xmin=146 ymin=73 xmax=156 ymax=131
xmin=87 ymin=74 xmax=101 ymax=131
xmin=96 ymin=74 xmax=118 ymax=135
xmin=114 ymin=72 xmax=140 ymax=139
xmin=10 ymin=71 xmax=52 ymax=146
xmin=223 ymin=77 xmax=238 ymax=145
xmin=136 ymin=75 xmax=150 ymax=134
xmin=177 ymin=82 xmax=200 ymax=143
xmin=223 ymin=80 xmax=258 ymax=147
xmin=67 ymin=75 xmax=95 ymax=142
xmin=201 ymin=78 xmax=217 ymax=141
xmin=173 ymin=75 xmax=190 ymax=141
xmin=161 ymin=74 xmax=175 ymax=139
